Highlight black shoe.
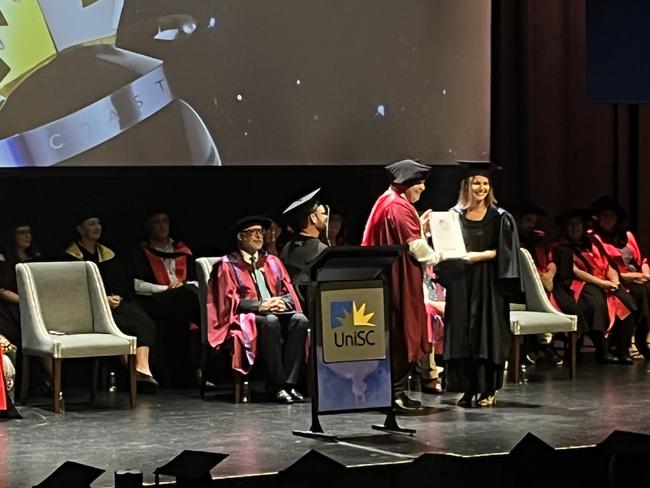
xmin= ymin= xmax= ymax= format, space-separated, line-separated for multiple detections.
xmin=617 ymin=353 xmax=634 ymax=365
xmin=287 ymin=388 xmax=305 ymax=402
xmin=275 ymin=389 xmax=294 ymax=404
xmin=595 ymin=352 xmax=620 ymax=364
xmin=394 ymin=391 xmax=423 ymax=411
xmin=136 ymin=372 xmax=159 ymax=394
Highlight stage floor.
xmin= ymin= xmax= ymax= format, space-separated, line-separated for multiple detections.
xmin=2 ymin=355 xmax=649 ymax=487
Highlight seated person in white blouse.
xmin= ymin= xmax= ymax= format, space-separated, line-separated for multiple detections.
xmin=129 ymin=210 xmax=201 ymax=388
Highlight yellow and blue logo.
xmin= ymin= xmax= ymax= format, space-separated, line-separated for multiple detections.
xmin=330 ymin=301 xmax=376 ymax=329
xmin=322 ymin=290 xmax=385 ymax=363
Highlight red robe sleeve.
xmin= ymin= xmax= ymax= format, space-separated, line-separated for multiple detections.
xmin=206 ymin=257 xmax=258 ymax=374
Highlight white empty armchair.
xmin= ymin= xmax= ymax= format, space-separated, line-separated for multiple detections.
xmin=16 ymin=261 xmax=137 ymax=413
xmin=509 ymin=248 xmax=578 ymax=383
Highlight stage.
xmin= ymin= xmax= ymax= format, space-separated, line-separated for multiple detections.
xmin=2 ymin=355 xmax=649 ymax=487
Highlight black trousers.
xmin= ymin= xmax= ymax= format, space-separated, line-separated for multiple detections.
xmin=255 ymin=313 xmax=309 ymax=388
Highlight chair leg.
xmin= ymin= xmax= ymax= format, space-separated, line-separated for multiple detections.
xmin=510 ymin=336 xmax=521 ymax=384
xmin=128 ymin=355 xmax=137 ymax=409
xmin=52 ymin=358 xmax=62 ymax=413
xmin=20 ymin=354 xmax=30 ymax=405
xmin=569 ymin=331 xmax=577 ymax=380
xmin=233 ymin=371 xmax=242 ymax=404
xmin=90 ymin=358 xmax=99 ymax=403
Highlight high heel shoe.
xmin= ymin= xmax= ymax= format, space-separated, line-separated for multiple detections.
xmin=456 ymin=392 xmax=474 ymax=407
xmin=477 ymin=392 xmax=496 ymax=407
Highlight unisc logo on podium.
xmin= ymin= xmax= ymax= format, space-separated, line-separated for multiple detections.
xmin=321 ymin=287 xmax=386 ymax=363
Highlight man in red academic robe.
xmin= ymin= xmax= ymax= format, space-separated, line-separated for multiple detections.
xmin=207 ymin=216 xmax=309 ymax=404
xmin=362 ymin=159 xmax=439 ymax=411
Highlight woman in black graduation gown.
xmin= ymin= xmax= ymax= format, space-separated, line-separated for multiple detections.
xmin=62 ymin=214 xmax=159 ymax=392
xmin=436 ymin=163 xmax=521 ymax=407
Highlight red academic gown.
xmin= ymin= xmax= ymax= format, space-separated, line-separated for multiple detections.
xmin=361 ymin=188 xmax=430 ymax=378
xmin=206 ymin=251 xmax=302 ymax=374
xmin=570 ymin=241 xmax=631 ymax=335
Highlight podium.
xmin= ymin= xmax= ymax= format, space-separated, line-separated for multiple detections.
xmin=293 ymin=245 xmax=415 ymax=440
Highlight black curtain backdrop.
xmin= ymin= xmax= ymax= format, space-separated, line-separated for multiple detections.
xmin=2 ymin=0 xmax=650 ymax=258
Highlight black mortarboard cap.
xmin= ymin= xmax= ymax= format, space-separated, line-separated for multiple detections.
xmin=73 ymin=207 xmax=102 ymax=226
xmin=282 ymin=188 xmax=322 ymax=220
xmin=229 ymin=215 xmax=273 ymax=236
xmin=515 ymin=201 xmax=547 ymax=217
xmin=555 ymin=208 xmax=591 ymax=227
xmin=33 ymin=461 xmax=105 ymax=488
xmin=589 ymin=195 xmax=627 ymax=221
xmin=154 ymin=450 xmax=228 ymax=488
xmin=457 ymin=160 xmax=502 ymax=179
xmin=385 ymin=159 xmax=430 ymax=185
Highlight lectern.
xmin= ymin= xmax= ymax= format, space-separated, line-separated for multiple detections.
xmin=293 ymin=245 xmax=415 ymax=440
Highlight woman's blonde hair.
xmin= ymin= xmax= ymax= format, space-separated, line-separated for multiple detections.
xmin=456 ymin=175 xmax=497 ymax=208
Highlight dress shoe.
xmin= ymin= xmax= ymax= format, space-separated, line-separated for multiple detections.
xmin=616 ymin=353 xmax=634 ymax=365
xmin=136 ymin=371 xmax=159 ymax=394
xmin=287 ymin=388 xmax=305 ymax=402
xmin=595 ymin=352 xmax=620 ymax=365
xmin=456 ymin=393 xmax=474 ymax=408
xmin=275 ymin=389 xmax=294 ymax=404
xmin=421 ymin=378 xmax=443 ymax=394
xmin=394 ymin=391 xmax=423 ymax=412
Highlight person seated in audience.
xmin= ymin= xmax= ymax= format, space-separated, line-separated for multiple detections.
xmin=516 ymin=203 xmax=563 ymax=366
xmin=207 ymin=216 xmax=309 ymax=404
xmin=128 ymin=210 xmax=201 ymax=388
xmin=328 ymin=213 xmax=348 ymax=246
xmin=552 ymin=209 xmax=636 ymax=364
xmin=0 ymin=221 xmax=53 ymax=393
xmin=280 ymin=189 xmax=329 ymax=303
xmin=0 ymin=221 xmax=42 ymax=348
xmin=589 ymin=196 xmax=650 ymax=360
xmin=263 ymin=220 xmax=283 ymax=257
xmin=1 ymin=333 xmax=20 ymax=418
xmin=62 ymin=212 xmax=159 ymax=392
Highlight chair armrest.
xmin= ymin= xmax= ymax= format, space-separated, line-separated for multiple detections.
xmin=85 ymin=262 xmax=137 ymax=352
xmin=16 ymin=263 xmax=55 ymax=355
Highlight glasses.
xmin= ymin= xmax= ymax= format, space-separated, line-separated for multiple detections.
xmin=241 ymin=228 xmax=264 ymax=237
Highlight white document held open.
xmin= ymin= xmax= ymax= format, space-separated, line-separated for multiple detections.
xmin=429 ymin=211 xmax=467 ymax=260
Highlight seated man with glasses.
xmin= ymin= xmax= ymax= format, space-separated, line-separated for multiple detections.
xmin=280 ymin=188 xmax=330 ymax=303
xmin=207 ymin=216 xmax=309 ymax=403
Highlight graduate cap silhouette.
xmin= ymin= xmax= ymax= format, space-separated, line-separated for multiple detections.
xmin=282 ymin=188 xmax=322 ymax=221
xmin=33 ymin=461 xmax=104 ymax=488
xmin=154 ymin=450 xmax=228 ymax=488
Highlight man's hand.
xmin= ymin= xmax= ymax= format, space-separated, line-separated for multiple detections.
xmin=107 ymin=295 xmax=123 ymax=309
xmin=168 ymin=279 xmax=184 ymax=289
xmin=419 ymin=209 xmax=432 ymax=228
xmin=598 ymin=279 xmax=619 ymax=292
xmin=259 ymin=297 xmax=288 ymax=313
